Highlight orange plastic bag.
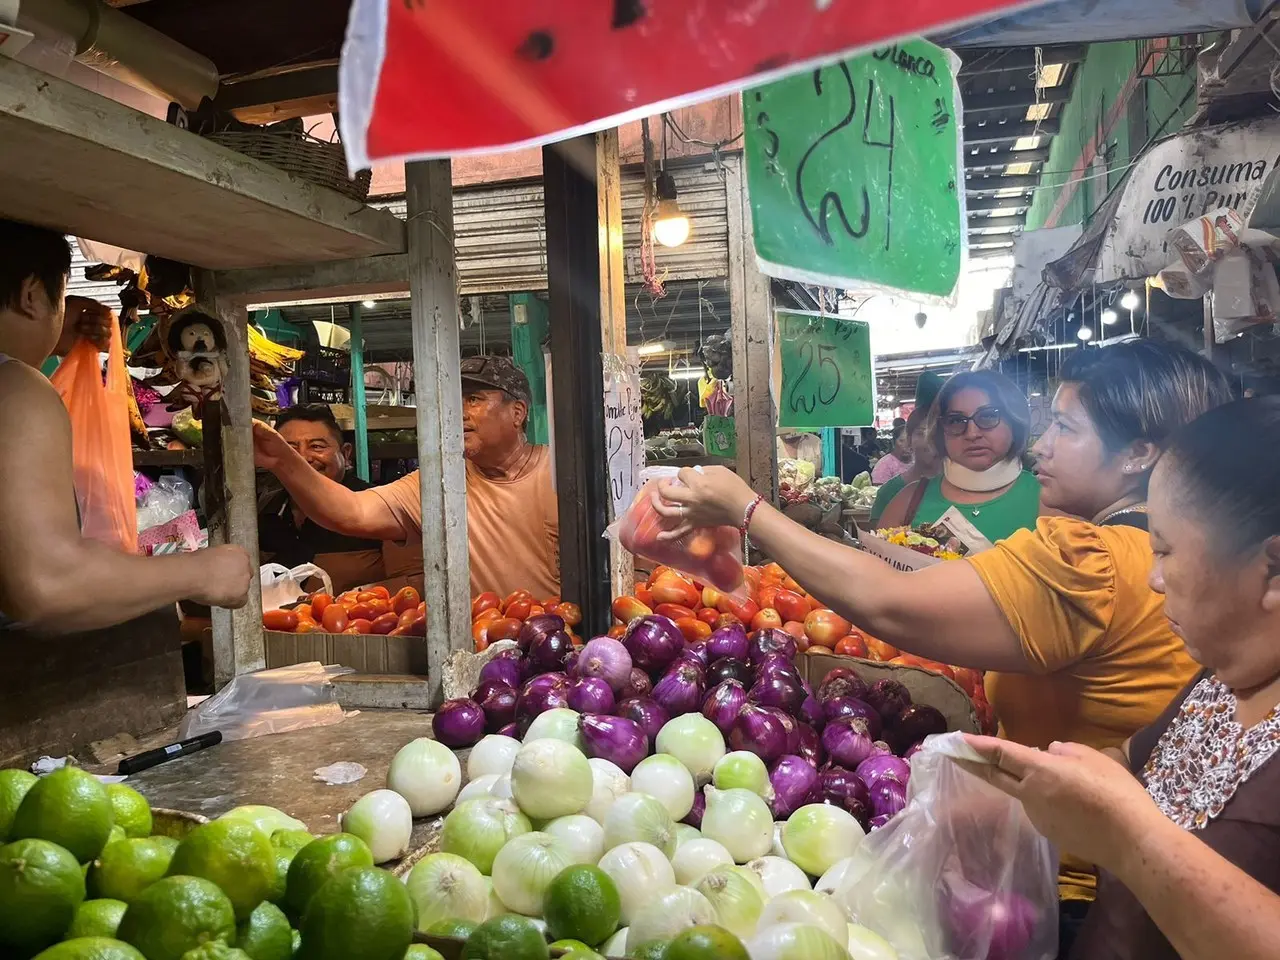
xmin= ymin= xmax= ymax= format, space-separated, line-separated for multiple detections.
xmin=50 ymin=320 xmax=138 ymax=553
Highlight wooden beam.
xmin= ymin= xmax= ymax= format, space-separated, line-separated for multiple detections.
xmin=212 ymin=254 xmax=410 ymax=305
xmin=959 ymin=45 xmax=1087 ymax=75
xmin=965 ymin=147 xmax=1051 ymax=169
xmin=405 ymin=161 xmax=470 ymax=708
xmin=964 ymin=119 xmax=1059 ymax=145
xmin=217 ymin=64 xmax=339 ymax=124
xmin=968 ymin=195 xmax=1032 ymax=213
xmin=725 ymin=156 xmax=777 ymax=502
xmin=964 ymin=86 xmax=1071 ymax=114
xmin=965 ymin=174 xmax=1042 ymax=193
xmin=194 ymin=272 xmax=265 ymax=686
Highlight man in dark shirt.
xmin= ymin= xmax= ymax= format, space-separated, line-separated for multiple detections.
xmin=257 ymin=405 xmax=384 ymax=592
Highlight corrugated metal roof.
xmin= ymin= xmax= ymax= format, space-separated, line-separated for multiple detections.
xmin=65 ymin=238 xmax=131 ymax=307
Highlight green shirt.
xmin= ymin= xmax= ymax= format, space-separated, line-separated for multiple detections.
xmin=869 ymin=474 xmax=906 ymax=524
xmin=912 ymin=470 xmax=1041 ymax=543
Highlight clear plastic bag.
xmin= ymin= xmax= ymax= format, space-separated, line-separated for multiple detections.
xmin=831 ymin=733 xmax=1059 ymax=960
xmin=260 ymin=562 xmax=333 ymax=612
xmin=607 ymin=467 xmax=746 ymax=594
xmin=178 ymin=662 xmax=353 ymax=743
xmin=136 ymin=475 xmax=195 ymax=533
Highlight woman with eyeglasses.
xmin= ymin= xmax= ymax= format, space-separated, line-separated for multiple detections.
xmin=877 ymin=370 xmax=1040 ymax=543
xmin=653 ymin=340 xmax=1235 ymax=954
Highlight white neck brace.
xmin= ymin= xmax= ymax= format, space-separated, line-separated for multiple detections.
xmin=943 ymin=457 xmax=1022 ymax=493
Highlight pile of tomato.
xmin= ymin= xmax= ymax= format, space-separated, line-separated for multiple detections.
xmin=262 ymin=584 xmax=426 ymax=637
xmin=471 ymin=589 xmax=583 ymax=651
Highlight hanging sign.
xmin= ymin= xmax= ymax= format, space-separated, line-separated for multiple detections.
xmin=773 ymin=310 xmax=874 ymax=430
xmin=604 ymin=360 xmax=644 ymax=520
xmin=744 ymin=39 xmax=965 ymax=300
xmin=338 ymin=0 xmax=1029 ymax=167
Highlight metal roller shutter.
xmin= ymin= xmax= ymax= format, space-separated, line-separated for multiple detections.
xmin=65 ymin=238 xmax=130 ymax=306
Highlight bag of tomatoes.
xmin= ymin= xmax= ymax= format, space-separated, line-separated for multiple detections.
xmin=260 ymin=562 xmax=334 ymax=612
xmin=609 ymin=470 xmax=745 ymax=595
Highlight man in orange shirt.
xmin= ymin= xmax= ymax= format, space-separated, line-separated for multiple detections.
xmin=252 ymin=356 xmax=559 ymax=598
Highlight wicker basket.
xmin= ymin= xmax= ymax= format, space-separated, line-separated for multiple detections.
xmin=208 ymin=128 xmax=372 ymax=202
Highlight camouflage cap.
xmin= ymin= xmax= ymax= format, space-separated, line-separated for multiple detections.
xmin=460 ymin=355 xmax=532 ymax=406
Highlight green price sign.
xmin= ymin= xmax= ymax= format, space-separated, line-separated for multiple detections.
xmin=702 ymin=415 xmax=737 ymax=460
xmin=774 ymin=310 xmax=873 ymax=430
xmin=744 ymin=40 xmax=963 ymax=298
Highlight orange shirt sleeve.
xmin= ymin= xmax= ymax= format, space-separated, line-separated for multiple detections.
xmin=967 ymin=517 xmax=1119 ymax=674
xmin=371 ymin=470 xmax=423 ymax=542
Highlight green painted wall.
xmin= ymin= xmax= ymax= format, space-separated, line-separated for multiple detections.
xmin=510 ymin=293 xmax=549 ymax=444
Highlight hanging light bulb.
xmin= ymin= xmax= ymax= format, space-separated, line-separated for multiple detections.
xmin=1077 ymin=326 xmax=1094 ymax=342
xmin=652 ymin=172 xmax=691 ymax=248
xmin=1120 ymin=289 xmax=1141 ymax=311
xmin=1101 ymin=308 xmax=1119 ymax=325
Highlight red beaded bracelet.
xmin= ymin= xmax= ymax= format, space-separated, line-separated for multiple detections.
xmin=741 ymin=494 xmax=765 ymax=535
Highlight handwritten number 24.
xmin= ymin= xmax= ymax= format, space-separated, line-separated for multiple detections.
xmin=789 ymin=342 xmax=842 ymax=414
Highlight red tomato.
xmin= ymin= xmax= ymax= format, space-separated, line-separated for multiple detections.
xmin=781 ymin=620 xmax=807 ymax=641
xmin=701 ymin=586 xmax=722 ymax=610
xmin=696 ymin=607 xmax=720 ymax=625
xmin=675 ymin=617 xmax=712 ymax=642
xmin=337 ymin=591 xmax=359 ymax=606
xmin=473 ymin=607 xmax=502 ymax=625
xmin=262 ymin=609 xmax=299 ymax=632
xmin=349 ymin=618 xmax=373 ymax=635
xmin=365 ymin=599 xmax=392 ymax=619
xmin=773 ymin=589 xmax=810 ymax=625
xmin=611 ymin=596 xmax=652 ymax=624
xmin=505 ymin=598 xmax=534 ymax=621
xmin=368 ymin=585 xmax=392 ymax=601
xmin=371 ymin=612 xmax=401 ymax=635
xmin=685 ymin=529 xmax=717 ymax=561
xmin=804 ymin=609 xmax=852 ymax=649
xmin=388 ymin=625 xmax=409 ymax=636
xmin=750 ymin=608 xmax=784 ymax=633
xmin=309 ymin=593 xmax=333 ymax=619
xmin=472 ymin=621 xmax=490 ymax=650
xmin=607 ymin=624 xmax=627 ymax=639
xmin=634 ymin=583 xmax=655 ymax=609
xmin=543 ymin=596 xmax=561 ymax=609
xmin=527 ymin=604 xmax=546 ymax=618
xmin=487 ymin=618 xmax=523 ymax=642
xmin=346 ymin=602 xmax=377 ymax=622
xmin=503 ymin=589 xmax=534 ymax=610
xmin=647 ymin=565 xmax=673 ymax=586
xmin=294 ymin=619 xmax=320 ymax=634
xmin=952 ymin=667 xmax=984 ymax=698
xmin=655 ymin=603 xmax=696 ymax=622
xmin=713 ymin=613 xmax=741 ymax=632
xmin=755 ymin=584 xmax=779 ymax=614
xmin=720 ymin=596 xmax=759 ymax=624
xmin=321 ymin=605 xmax=349 ymax=634
xmin=356 ymin=591 xmax=380 ymax=604
xmin=293 ymin=603 xmax=313 ymax=622
xmin=407 ymin=615 xmax=427 ymax=637
xmin=399 ymin=609 xmax=418 ymax=627
xmin=650 ymin=574 xmax=700 ymax=609
xmin=834 ymin=634 xmax=869 ymax=658
xmin=393 ymin=586 xmax=422 ymax=615
xmin=342 ymin=626 xmax=363 ymax=635
xmin=864 ymin=637 xmax=900 ymax=662
xmin=549 ymin=602 xmax=582 ymax=628
xmin=472 ymin=592 xmax=501 ymax=618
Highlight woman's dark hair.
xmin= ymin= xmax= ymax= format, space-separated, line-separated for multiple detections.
xmin=1163 ymin=397 xmax=1280 ymax=556
xmin=0 ymin=219 xmax=71 ymax=310
xmin=1060 ymin=340 xmax=1235 ymax=453
xmin=891 ymin=421 xmax=908 ymax=443
xmin=931 ymin=369 xmax=1030 ymax=461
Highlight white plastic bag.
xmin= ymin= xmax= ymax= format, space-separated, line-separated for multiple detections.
xmin=260 ymin=562 xmax=333 ymax=612
xmin=831 ymin=733 xmax=1059 ymax=960
xmin=178 ymin=662 xmax=353 ymax=743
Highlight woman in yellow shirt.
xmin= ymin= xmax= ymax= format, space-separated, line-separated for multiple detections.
xmin=654 ymin=340 xmax=1235 ymax=954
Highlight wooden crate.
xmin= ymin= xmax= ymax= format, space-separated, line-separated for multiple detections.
xmin=264 ymin=630 xmax=428 ymax=674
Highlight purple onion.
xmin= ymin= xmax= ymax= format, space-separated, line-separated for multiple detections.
xmin=822 ymin=717 xmax=876 ymax=769
xmin=823 ymin=697 xmax=883 ymax=739
xmin=478 ymin=656 xmax=521 ymax=690
xmin=623 ymin=615 xmax=685 ymax=672
xmin=864 ymin=678 xmax=912 ymax=722
xmin=800 ymin=695 xmax=825 ymax=731
xmin=869 ymin=778 xmax=908 ymax=820
xmin=621 ymin=668 xmax=652 ymax=699
xmin=946 ymin=881 xmax=1041 ymax=960
xmin=682 ymin=641 xmax=711 ymax=666
xmin=517 ymin=673 xmax=568 ymax=720
xmin=770 ymin=755 xmax=820 ymax=818
xmin=579 ymin=714 xmax=648 ymax=773
xmin=517 ymin=613 xmax=566 ymax=652
xmin=683 ymin=790 xmax=705 ymax=828
xmin=754 ymin=653 xmax=799 ymax=680
xmin=856 ymin=754 xmax=911 ymax=790
xmin=567 ymin=676 xmax=616 ymax=714
xmin=576 ymin=636 xmax=633 ymax=693
xmin=819 ymin=764 xmax=870 ymax=823
xmin=794 ymin=722 xmax=822 ymax=767
xmin=432 ymin=698 xmax=485 ymax=747
xmin=889 ymin=704 xmax=947 ymax=753
xmin=747 ymin=628 xmax=797 ymax=665
xmin=652 ymin=662 xmax=705 ymax=717
xmin=701 ymin=680 xmax=748 ymax=735
xmin=528 ymin=631 xmax=573 ymax=673
xmin=706 ymin=622 xmax=749 ymax=662
xmin=902 ymin=741 xmax=926 ymax=762
xmin=473 ymin=678 xmax=513 ymax=705
xmin=869 ymin=741 xmax=893 ymax=759
xmin=707 ymin=657 xmax=753 ymax=688
xmin=749 ymin=671 xmax=807 ymax=717
xmin=729 ymin=702 xmax=792 ymax=765
xmin=668 ymin=653 xmax=709 ymax=679
xmin=479 ymin=686 xmax=517 ymax=732
xmin=869 ymin=813 xmax=895 ymax=829
xmin=616 ymin=697 xmax=670 ymax=746
xmin=818 ymin=669 xmax=869 ymax=704
xmin=563 ymin=649 xmax=580 ymax=675
xmin=497 ymin=721 xmax=520 ymax=738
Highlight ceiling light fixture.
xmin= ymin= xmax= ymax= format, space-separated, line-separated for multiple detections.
xmin=652 ymin=172 xmax=691 ymax=248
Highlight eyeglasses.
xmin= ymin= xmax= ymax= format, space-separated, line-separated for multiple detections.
xmin=942 ymin=406 xmax=1003 ymax=436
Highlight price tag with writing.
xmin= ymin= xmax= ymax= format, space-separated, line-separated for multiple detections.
xmin=774 ymin=310 xmax=873 ymax=430
xmin=603 ymin=361 xmax=644 ymax=520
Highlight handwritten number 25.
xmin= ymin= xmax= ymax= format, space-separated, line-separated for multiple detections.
xmin=789 ymin=342 xmax=842 ymax=414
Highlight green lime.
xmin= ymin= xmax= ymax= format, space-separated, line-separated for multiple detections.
xmin=266 ymin=849 xmax=292 ymax=904
xmin=666 ymin=925 xmax=749 ymax=960
xmin=168 ymin=820 xmax=276 ymax=921
xmin=284 ymin=833 xmax=373 ymax=920
xmin=88 ymin=837 xmax=173 ymax=903
xmin=296 ymin=866 xmax=415 ymax=960
xmin=0 ymin=768 xmax=38 ymax=841
xmin=542 ymin=865 xmax=620 ymax=947
xmin=218 ymin=807 xmax=307 ymax=837
xmin=404 ymin=947 xmax=445 ymax=960
xmin=179 ymin=946 xmax=252 ymax=960
xmin=151 ymin=836 xmax=180 ymax=856
xmin=116 ymin=875 xmax=237 ymax=960
xmin=630 ymin=941 xmax=670 ymax=960
xmin=12 ymin=768 xmax=114 ymax=864
xmin=0 ymin=838 xmax=87 ymax=955
xmin=424 ymin=918 xmax=478 ymax=939
xmin=66 ymin=899 xmax=128 ymax=939
xmin=270 ymin=830 xmax=313 ymax=854
xmin=105 ymin=787 xmax=152 ymax=840
xmin=32 ymin=938 xmax=146 ymax=960
xmin=461 ymin=915 xmax=549 ymax=960
xmin=291 ymin=929 xmax=301 ymax=954
xmin=105 ymin=827 xmax=127 ymax=848
xmin=549 ymin=939 xmax=605 ymax=959
xmin=237 ymin=901 xmax=293 ymax=960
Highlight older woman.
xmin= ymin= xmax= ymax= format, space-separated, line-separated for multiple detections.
xmin=654 ymin=340 xmax=1235 ymax=950
xmin=878 ymin=370 xmax=1039 ymax=543
xmin=964 ymin=395 xmax=1280 ymax=959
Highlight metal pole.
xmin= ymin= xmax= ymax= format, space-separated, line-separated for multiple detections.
xmin=348 ymin=302 xmax=370 ymax=481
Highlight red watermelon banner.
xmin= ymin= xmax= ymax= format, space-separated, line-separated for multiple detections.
xmin=338 ymin=0 xmax=1040 ymax=169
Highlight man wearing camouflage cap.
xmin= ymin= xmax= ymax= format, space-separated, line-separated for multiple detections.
xmin=253 ymin=355 xmax=559 ymax=598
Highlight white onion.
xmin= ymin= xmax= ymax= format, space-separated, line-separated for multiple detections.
xmin=603 ymin=792 xmax=676 ymax=857
xmin=655 ymin=714 xmax=726 ymax=785
xmin=584 ymin=758 xmax=631 ymax=825
xmin=600 ymin=928 xmax=630 ymax=956
xmin=747 ymin=922 xmax=852 ymax=960
xmin=701 ymin=787 xmax=773 ymax=863
xmin=456 ymin=774 xmax=501 ymax=806
xmin=490 ymin=831 xmax=573 ymax=915
xmin=405 ymin=852 xmax=489 ymax=928
xmin=545 ymin=814 xmax=605 ymax=865
xmin=386 ymin=738 xmax=461 ymax=817
xmin=626 ymin=886 xmax=717 ymax=952
xmin=440 ymin=797 xmax=532 ymax=874
xmin=596 ymin=842 xmax=675 ymax=924
xmin=732 ymin=864 xmax=767 ymax=899
xmin=846 ymin=923 xmax=899 ymax=960
xmin=467 ymin=735 xmax=521 ymax=780
xmin=713 ymin=751 xmax=774 ymax=800
xmin=745 ymin=857 xmax=811 ymax=899
xmin=759 ymin=890 xmax=848 ymax=944
xmin=782 ymin=804 xmax=865 ymax=878
xmin=523 ymin=707 xmax=585 ymax=750
xmin=630 ymin=753 xmax=695 ymax=821
xmin=694 ymin=864 xmax=765 ymax=939
xmin=510 ymin=739 xmax=592 ymax=820
xmin=816 ymin=857 xmax=857 ymax=897
xmin=490 ymin=774 xmax=513 ymax=801
xmin=671 ymin=837 xmax=733 ymax=885
xmin=771 ymin=823 xmax=789 ymax=860
xmin=340 ymin=789 xmax=412 ymax=864
xmin=482 ymin=877 xmax=506 ymax=920
xmin=673 ymin=824 xmax=702 ymax=850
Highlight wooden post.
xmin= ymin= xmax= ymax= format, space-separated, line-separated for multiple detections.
xmin=404 ymin=160 xmax=470 ymax=707
xmin=194 ymin=272 xmax=265 ymax=686
xmin=349 ymin=302 xmax=371 ymax=482
xmin=725 ymin=156 xmax=777 ymax=500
